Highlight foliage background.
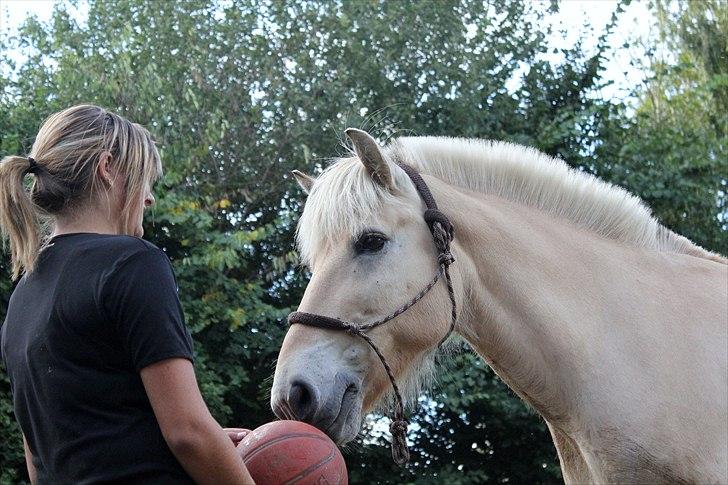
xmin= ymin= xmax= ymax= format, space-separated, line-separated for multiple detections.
xmin=1 ymin=0 xmax=725 ymax=483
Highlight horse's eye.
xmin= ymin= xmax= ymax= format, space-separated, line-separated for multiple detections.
xmin=355 ymin=232 xmax=388 ymax=253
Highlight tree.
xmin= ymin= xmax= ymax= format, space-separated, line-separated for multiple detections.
xmin=596 ymin=0 xmax=727 ymax=255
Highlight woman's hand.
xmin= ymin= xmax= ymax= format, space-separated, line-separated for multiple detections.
xmin=224 ymin=428 xmax=251 ymax=446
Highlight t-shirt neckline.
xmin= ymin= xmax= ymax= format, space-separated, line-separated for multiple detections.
xmin=49 ymin=232 xmax=120 ymax=243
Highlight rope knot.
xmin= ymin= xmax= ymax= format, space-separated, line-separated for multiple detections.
xmin=438 ymin=251 xmax=455 ymax=266
xmin=389 ymin=419 xmax=410 ymax=465
xmin=344 ymin=325 xmax=362 ymax=337
xmin=389 ymin=418 xmax=407 ymax=434
xmin=423 ymin=209 xmax=454 ymax=241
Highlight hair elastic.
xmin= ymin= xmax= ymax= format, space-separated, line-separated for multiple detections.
xmin=25 ymin=157 xmax=39 ymax=175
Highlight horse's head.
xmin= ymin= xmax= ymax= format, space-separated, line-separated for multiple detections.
xmin=271 ymin=129 xmax=457 ymax=445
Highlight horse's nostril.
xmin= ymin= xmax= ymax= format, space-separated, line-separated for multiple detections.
xmin=288 ymin=380 xmax=319 ymax=422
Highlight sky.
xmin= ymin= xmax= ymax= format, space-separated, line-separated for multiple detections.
xmin=545 ymin=0 xmax=652 ymax=100
xmin=1 ymin=0 xmax=80 ymax=30
xmin=0 ymin=0 xmax=652 ymax=102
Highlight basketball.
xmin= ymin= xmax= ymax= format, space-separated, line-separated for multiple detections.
xmin=237 ymin=420 xmax=348 ymax=485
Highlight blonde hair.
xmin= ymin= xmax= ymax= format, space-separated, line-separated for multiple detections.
xmin=0 ymin=104 xmax=162 ymax=279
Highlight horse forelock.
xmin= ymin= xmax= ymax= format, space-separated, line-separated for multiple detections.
xmin=295 ymin=155 xmax=412 ymax=267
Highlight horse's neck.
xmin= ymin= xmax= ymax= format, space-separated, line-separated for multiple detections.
xmin=429 ymin=178 xmax=728 ymax=482
xmin=439 ymin=184 xmax=597 ymax=424
xmin=434 ymin=179 xmax=718 ymax=422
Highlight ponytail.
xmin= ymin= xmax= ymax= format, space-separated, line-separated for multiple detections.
xmin=0 ymin=155 xmax=41 ymax=280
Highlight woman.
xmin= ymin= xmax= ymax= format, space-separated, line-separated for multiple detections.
xmin=0 ymin=105 xmax=254 ymax=484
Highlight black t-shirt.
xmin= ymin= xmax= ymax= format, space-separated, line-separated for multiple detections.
xmin=0 ymin=233 xmax=195 ymax=484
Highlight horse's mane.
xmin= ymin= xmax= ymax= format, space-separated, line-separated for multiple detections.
xmin=390 ymin=136 xmax=724 ymax=262
xmin=297 ymin=136 xmax=725 ymax=265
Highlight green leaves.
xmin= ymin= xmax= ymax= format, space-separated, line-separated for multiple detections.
xmin=1 ymin=0 xmax=725 ymax=483
xmin=595 ymin=0 xmax=727 ymax=254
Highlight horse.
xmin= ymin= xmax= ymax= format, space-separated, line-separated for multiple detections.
xmin=271 ymin=128 xmax=728 ymax=483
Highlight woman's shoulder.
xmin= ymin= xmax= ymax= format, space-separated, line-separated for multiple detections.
xmin=89 ymin=236 xmax=176 ymax=291
xmin=97 ymin=235 xmax=169 ymax=268
xmin=95 ymin=234 xmax=161 ymax=255
xmin=50 ymin=233 xmax=169 ymax=270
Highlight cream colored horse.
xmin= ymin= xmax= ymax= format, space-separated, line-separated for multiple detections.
xmin=271 ymin=128 xmax=728 ymax=484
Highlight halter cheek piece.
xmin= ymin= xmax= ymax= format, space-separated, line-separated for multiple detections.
xmin=287 ymin=162 xmax=458 ymax=465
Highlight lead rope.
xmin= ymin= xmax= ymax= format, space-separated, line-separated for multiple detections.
xmin=288 ymin=163 xmax=457 ymax=465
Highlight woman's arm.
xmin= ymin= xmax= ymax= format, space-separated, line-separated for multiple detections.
xmin=140 ymin=358 xmax=255 ymax=485
xmin=22 ymin=434 xmax=37 ymax=484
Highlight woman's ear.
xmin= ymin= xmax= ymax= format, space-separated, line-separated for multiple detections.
xmin=97 ymin=151 xmax=115 ymax=187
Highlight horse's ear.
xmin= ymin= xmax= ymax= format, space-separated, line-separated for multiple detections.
xmin=292 ymin=170 xmax=315 ymax=194
xmin=345 ymin=128 xmax=394 ymax=190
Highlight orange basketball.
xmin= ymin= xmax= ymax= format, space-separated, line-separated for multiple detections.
xmin=237 ymin=420 xmax=348 ymax=485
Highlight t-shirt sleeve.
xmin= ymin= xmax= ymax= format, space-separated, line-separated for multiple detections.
xmin=102 ymin=246 xmax=194 ymax=371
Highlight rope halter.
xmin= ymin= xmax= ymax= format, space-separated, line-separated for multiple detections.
xmin=288 ymin=162 xmax=458 ymax=465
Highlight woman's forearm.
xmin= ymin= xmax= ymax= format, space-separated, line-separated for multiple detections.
xmin=166 ymin=417 xmax=254 ymax=485
xmin=22 ymin=434 xmax=37 ymax=484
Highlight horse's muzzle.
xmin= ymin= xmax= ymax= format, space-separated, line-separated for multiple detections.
xmin=271 ymin=371 xmax=364 ymax=445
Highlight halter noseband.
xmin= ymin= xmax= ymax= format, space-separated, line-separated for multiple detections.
xmin=287 ymin=162 xmax=458 ymax=465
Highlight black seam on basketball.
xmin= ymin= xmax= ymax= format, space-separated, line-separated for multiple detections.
xmin=282 ymin=447 xmax=337 ymax=485
xmin=242 ymin=432 xmax=334 ymax=463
